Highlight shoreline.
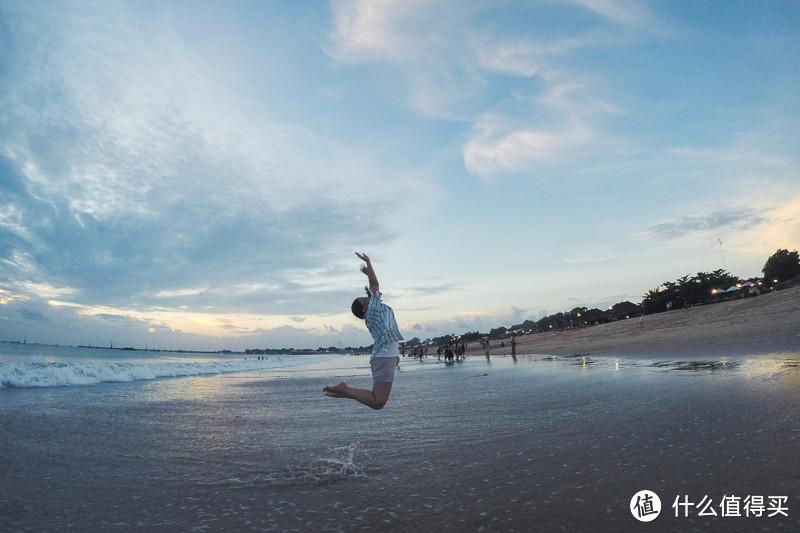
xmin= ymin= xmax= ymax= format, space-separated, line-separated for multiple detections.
xmin=4 ymin=315 xmax=799 ymax=532
xmin=468 ymin=285 xmax=800 ymax=359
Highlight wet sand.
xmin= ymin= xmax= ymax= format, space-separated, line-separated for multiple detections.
xmin=474 ymin=285 xmax=800 ymax=358
xmin=4 ymin=351 xmax=799 ymax=532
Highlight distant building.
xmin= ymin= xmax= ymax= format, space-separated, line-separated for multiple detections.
xmin=606 ymin=301 xmax=642 ymax=321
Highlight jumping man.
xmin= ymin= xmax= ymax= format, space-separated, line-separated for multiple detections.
xmin=323 ymin=253 xmax=403 ymax=410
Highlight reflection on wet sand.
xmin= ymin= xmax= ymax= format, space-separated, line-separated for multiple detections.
xmin=484 ymin=351 xmax=800 ymax=387
xmin=650 ymin=360 xmax=741 ymax=372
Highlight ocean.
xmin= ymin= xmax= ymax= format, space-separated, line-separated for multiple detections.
xmin=0 ymin=343 xmax=338 ymax=390
xmin=2 ymin=344 xmax=798 ymax=532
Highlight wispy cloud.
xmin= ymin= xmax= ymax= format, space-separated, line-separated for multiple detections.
xmin=463 ymin=114 xmax=594 ymax=174
xmin=327 ymin=0 xmax=624 ymax=176
xmin=0 ymin=4 xmax=419 ymax=297
xmin=326 ymin=0 xmax=443 ymax=64
xmin=570 ymin=0 xmax=662 ymax=33
xmin=644 ymin=210 xmax=765 ymax=240
xmin=397 ymin=282 xmax=466 ymax=299
xmin=637 ymin=199 xmax=800 ymax=256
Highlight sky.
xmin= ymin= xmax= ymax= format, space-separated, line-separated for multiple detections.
xmin=1 ymin=0 xmax=798 ymax=351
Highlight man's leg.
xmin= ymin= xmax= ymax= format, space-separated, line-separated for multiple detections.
xmin=323 ymin=381 xmax=393 ymax=410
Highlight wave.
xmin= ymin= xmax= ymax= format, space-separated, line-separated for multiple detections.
xmin=0 ymin=356 xmax=333 ymax=390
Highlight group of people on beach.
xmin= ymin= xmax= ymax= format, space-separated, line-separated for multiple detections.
xmin=403 ymin=341 xmax=470 ymax=363
xmin=435 ymin=342 xmax=467 ymax=363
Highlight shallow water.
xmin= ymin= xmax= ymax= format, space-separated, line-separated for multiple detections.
xmin=2 ymin=351 xmax=799 ymax=532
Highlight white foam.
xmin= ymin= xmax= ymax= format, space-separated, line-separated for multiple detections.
xmin=0 ymin=355 xmax=335 ymax=389
xmin=214 ymin=443 xmax=369 ymax=487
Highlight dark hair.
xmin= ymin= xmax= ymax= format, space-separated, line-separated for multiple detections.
xmin=351 ymin=298 xmax=365 ymax=319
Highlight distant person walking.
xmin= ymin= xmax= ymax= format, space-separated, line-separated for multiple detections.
xmin=324 ymin=253 xmax=403 ymax=410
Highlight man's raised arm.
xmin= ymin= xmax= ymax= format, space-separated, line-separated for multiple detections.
xmin=356 ymin=252 xmax=379 ymax=293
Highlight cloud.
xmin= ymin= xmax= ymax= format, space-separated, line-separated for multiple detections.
xmin=327 ymin=0 xmax=489 ymax=118
xmin=0 ymin=289 xmax=27 ymax=305
xmin=325 ymin=1 xmax=531 ymax=111
xmin=326 ymin=0 xmax=442 ymax=64
xmin=635 ymin=197 xmax=800 ymax=276
xmin=404 ymin=308 xmax=515 ymax=338
xmin=463 ymin=114 xmax=593 ymax=174
xmin=0 ymin=2 xmax=443 ymax=351
xmin=327 ymin=0 xmax=623 ymax=177
xmin=509 ymin=306 xmax=528 ymax=322
xmin=470 ymin=35 xmax=547 ymax=78
xmin=2 ymin=11 xmax=383 ymax=220
xmin=397 ymin=282 xmax=466 ymax=299
xmin=462 ymin=73 xmax=623 ymax=175
xmin=0 ymin=2 xmax=425 ymax=320
xmin=644 ymin=210 xmax=765 ymax=240
xmin=92 ymin=313 xmax=133 ymax=322
xmin=570 ymin=0 xmax=661 ymax=32
xmin=17 ymin=282 xmax=77 ymax=299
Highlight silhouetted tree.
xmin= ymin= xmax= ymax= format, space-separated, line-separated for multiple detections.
xmin=763 ymin=249 xmax=800 ymax=284
xmin=641 ymin=269 xmax=739 ymax=314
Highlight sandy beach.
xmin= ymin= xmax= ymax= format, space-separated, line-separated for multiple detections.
xmin=473 ymin=285 xmax=800 ymax=359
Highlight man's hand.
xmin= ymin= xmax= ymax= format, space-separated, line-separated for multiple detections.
xmin=356 ymin=252 xmax=379 ymax=292
xmin=356 ymin=252 xmax=371 ymax=275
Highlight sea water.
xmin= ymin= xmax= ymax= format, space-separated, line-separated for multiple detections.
xmin=2 ymin=349 xmax=798 ymax=532
xmin=0 ymin=342 xmax=337 ymax=389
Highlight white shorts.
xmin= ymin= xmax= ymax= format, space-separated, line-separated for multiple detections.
xmin=371 ymin=356 xmax=399 ymax=384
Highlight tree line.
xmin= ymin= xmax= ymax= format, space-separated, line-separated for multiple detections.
xmin=406 ymin=248 xmax=800 ymax=347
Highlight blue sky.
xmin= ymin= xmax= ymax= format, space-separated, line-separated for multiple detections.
xmin=1 ymin=0 xmax=798 ymax=351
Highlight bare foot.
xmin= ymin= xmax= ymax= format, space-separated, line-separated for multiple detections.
xmin=323 ymin=381 xmax=349 ymax=398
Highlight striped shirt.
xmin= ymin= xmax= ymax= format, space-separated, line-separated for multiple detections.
xmin=365 ymin=290 xmax=404 ymax=357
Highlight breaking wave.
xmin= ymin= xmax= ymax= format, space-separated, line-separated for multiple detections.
xmin=0 ymin=355 xmax=334 ymax=389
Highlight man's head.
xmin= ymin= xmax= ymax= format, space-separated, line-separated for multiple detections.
xmin=351 ymin=287 xmax=372 ymax=319
xmin=351 ymin=296 xmax=369 ymax=319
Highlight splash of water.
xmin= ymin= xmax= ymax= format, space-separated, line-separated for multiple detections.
xmin=310 ymin=442 xmax=369 ymax=482
xmin=221 ymin=443 xmax=370 ymax=488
